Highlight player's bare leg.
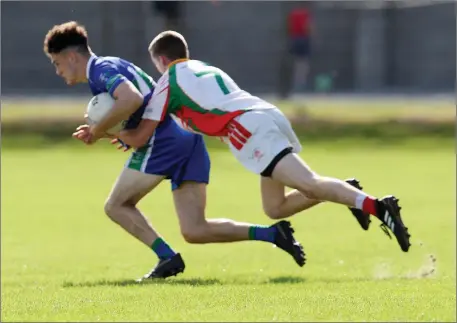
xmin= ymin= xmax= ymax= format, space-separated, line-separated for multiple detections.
xmin=173 ymin=181 xmax=305 ymax=266
xmin=174 ymin=181 xmax=249 ymax=243
xmin=261 ymin=176 xmax=321 ymax=220
xmin=105 ymin=168 xmax=185 ymax=280
xmin=261 ymin=177 xmax=371 ymax=230
xmin=105 ymin=169 xmax=164 ymax=247
xmin=271 ymin=153 xmax=411 ymax=252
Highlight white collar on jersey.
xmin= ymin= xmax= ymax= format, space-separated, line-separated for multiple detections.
xmin=86 ymin=54 xmax=97 ymax=79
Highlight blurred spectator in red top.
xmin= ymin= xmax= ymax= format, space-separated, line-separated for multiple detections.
xmin=288 ymin=6 xmax=313 ymax=93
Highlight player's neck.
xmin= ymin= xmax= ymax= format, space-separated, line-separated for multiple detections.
xmin=80 ymin=52 xmax=94 ymax=83
xmin=167 ymin=58 xmax=188 ymax=69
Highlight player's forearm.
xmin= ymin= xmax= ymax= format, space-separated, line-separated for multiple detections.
xmin=118 ymin=129 xmax=144 ymax=148
xmin=93 ymin=96 xmax=142 ymax=134
xmin=117 ymin=119 xmax=159 ymax=148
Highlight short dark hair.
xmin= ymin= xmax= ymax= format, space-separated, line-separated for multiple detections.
xmin=43 ymin=21 xmax=89 ymax=56
xmin=148 ymin=30 xmax=189 ymax=60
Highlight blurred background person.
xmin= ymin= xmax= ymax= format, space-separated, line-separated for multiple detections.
xmin=152 ymin=1 xmax=181 ymax=30
xmin=287 ymin=4 xmax=314 ymax=94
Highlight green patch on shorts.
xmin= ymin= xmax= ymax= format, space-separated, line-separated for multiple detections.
xmin=127 ymin=146 xmax=149 ymax=171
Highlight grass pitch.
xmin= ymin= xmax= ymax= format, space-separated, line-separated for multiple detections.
xmin=2 ymin=137 xmax=455 ymax=322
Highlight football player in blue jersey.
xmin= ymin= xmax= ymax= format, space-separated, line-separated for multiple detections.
xmin=43 ymin=21 xmax=307 ymax=281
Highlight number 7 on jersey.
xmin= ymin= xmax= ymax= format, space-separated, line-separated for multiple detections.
xmin=195 ymin=68 xmax=231 ymax=95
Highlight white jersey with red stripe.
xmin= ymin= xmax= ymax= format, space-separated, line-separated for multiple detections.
xmin=143 ymin=59 xmax=302 ymax=174
xmin=143 ymin=59 xmax=276 ymax=136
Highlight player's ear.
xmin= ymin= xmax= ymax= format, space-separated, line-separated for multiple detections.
xmin=67 ymin=51 xmax=77 ymax=64
xmin=159 ymin=56 xmax=168 ymax=67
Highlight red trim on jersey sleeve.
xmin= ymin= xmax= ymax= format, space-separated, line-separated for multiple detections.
xmin=159 ymin=85 xmax=170 ymax=121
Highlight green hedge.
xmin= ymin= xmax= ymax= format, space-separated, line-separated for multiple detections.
xmin=2 ymin=114 xmax=453 ymax=150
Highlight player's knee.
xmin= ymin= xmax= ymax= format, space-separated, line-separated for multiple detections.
xmin=104 ymin=195 xmax=136 ymax=219
xmin=263 ymin=205 xmax=283 ymax=220
xmin=181 ymin=229 xmax=205 ymax=244
xmin=181 ymin=231 xmax=203 ymax=244
xmin=180 ymin=223 xmax=209 ymax=244
xmin=182 ymin=232 xmax=202 ymax=244
xmin=104 ymin=199 xmax=120 ymax=222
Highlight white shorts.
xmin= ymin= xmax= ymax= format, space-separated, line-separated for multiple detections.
xmin=227 ymin=107 xmax=302 ymax=175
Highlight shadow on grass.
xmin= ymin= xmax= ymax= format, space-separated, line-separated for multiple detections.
xmin=267 ymin=275 xmax=307 ymax=284
xmin=63 ymin=274 xmax=416 ymax=288
xmin=63 ymin=275 xmax=310 ymax=288
xmin=267 ymin=275 xmax=413 ymax=285
xmin=63 ymin=277 xmax=223 ymax=288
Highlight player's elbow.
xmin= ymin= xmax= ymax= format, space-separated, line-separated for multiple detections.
xmin=130 ymin=92 xmax=144 ymax=108
xmin=121 ymin=92 xmax=143 ymax=112
xmin=114 ymin=91 xmax=144 ymax=120
xmin=114 ymin=82 xmax=144 ymax=110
